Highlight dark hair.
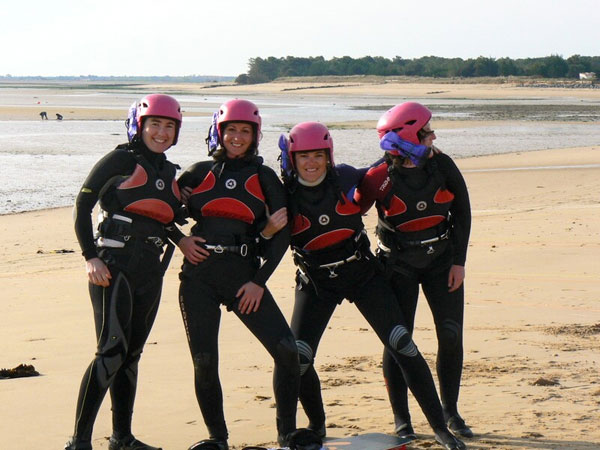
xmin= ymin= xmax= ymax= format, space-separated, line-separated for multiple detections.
xmin=416 ymin=127 xmax=434 ymax=142
xmin=384 ymin=151 xmax=408 ymax=170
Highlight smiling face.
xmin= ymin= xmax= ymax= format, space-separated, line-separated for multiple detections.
xmin=141 ymin=117 xmax=176 ymax=153
xmin=294 ymin=149 xmax=328 ymax=183
xmin=221 ymin=122 xmax=254 ymax=158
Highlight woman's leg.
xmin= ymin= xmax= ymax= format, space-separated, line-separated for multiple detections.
xmin=70 ymin=269 xmax=133 ymax=446
xmin=381 ymin=271 xmax=420 ymax=434
xmin=110 ymin=273 xmax=163 ymax=440
xmin=421 ymin=269 xmax=470 ymax=436
xmin=233 ymin=287 xmax=302 ymax=440
xmin=289 ymin=282 xmax=337 ymax=435
xmin=179 ymin=275 xmax=228 ymax=441
xmin=354 ymin=274 xmax=447 ymax=429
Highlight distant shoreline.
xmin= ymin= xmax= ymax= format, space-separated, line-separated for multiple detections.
xmin=0 ymin=74 xmax=597 ymax=90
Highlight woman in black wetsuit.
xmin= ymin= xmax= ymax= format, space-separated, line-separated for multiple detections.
xmin=355 ymin=102 xmax=472 ymax=441
xmin=268 ymin=121 xmax=465 ymax=450
xmin=175 ymin=99 xmax=300 ymax=450
xmin=67 ymin=94 xmax=184 ymax=450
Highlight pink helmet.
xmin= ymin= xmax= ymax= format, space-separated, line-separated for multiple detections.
xmin=376 ymin=102 xmax=432 ymax=145
xmin=217 ymin=99 xmax=262 ymax=148
xmin=137 ymin=94 xmax=183 ymax=144
xmin=288 ymin=122 xmax=334 ymax=170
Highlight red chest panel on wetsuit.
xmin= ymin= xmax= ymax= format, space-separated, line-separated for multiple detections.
xmin=114 ymin=159 xmax=181 ymax=224
xmin=377 ymin=164 xmax=454 ymax=234
xmin=188 ymin=166 xmax=266 ymax=225
xmin=291 ymin=185 xmax=362 ymax=251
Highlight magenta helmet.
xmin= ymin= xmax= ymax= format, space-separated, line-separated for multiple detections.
xmin=376 ymin=102 xmax=432 ymax=145
xmin=137 ymin=94 xmax=183 ymax=144
xmin=288 ymin=121 xmax=334 ymax=170
xmin=217 ymin=99 xmax=262 ymax=148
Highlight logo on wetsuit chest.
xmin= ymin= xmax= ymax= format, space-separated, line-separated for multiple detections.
xmin=416 ymin=200 xmax=428 ymax=211
xmin=319 ymin=214 xmax=330 ymax=225
xmin=155 ymin=179 xmax=165 ymax=190
xmin=225 ymin=179 xmax=237 ymax=189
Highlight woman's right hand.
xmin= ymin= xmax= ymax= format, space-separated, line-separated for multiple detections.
xmin=86 ymin=257 xmax=112 ymax=287
xmin=178 ymin=236 xmax=210 ymax=265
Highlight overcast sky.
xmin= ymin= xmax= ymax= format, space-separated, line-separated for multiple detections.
xmin=2 ymin=0 xmax=598 ymax=77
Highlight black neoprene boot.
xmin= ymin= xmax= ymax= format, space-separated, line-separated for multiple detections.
xmin=108 ymin=434 xmax=162 ymax=450
xmin=447 ymin=414 xmax=473 ymax=438
xmin=434 ymin=428 xmax=466 ymax=450
xmin=188 ymin=438 xmax=228 ymax=450
xmin=64 ymin=439 xmax=92 ymax=450
xmin=307 ymin=421 xmax=326 ymax=439
xmin=394 ymin=421 xmax=417 ymax=442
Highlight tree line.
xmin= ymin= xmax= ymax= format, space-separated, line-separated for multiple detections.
xmin=235 ymin=55 xmax=599 ymax=84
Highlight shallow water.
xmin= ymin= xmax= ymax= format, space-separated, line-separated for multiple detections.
xmin=1 ymin=91 xmax=599 ymax=214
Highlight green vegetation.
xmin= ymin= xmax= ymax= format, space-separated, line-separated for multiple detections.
xmin=235 ymin=55 xmax=599 ymax=84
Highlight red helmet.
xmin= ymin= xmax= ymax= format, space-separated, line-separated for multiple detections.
xmin=137 ymin=94 xmax=183 ymax=144
xmin=376 ymin=102 xmax=432 ymax=145
xmin=216 ymin=99 xmax=262 ymax=148
xmin=288 ymin=121 xmax=334 ymax=170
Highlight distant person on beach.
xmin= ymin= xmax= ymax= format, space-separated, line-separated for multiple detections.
xmin=56 ymin=113 xmax=63 ymax=120
xmin=66 ymin=94 xmax=184 ymax=450
xmin=175 ymin=99 xmax=304 ymax=450
xmin=355 ymin=102 xmax=473 ymax=441
xmin=263 ymin=121 xmax=465 ymax=450
xmin=39 ymin=111 xmax=48 ymax=120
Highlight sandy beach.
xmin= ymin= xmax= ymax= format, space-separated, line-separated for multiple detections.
xmin=1 ymin=80 xmax=599 ymax=450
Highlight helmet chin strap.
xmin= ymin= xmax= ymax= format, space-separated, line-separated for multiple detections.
xmin=380 ymin=131 xmax=431 ymax=168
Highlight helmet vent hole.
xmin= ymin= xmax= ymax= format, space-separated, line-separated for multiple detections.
xmin=405 ymin=120 xmax=416 ymax=125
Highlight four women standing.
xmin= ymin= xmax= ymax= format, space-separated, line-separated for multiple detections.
xmin=67 ymin=96 xmax=471 ymax=450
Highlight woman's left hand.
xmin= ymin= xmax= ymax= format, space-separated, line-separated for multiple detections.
xmin=236 ymin=281 xmax=265 ymax=314
xmin=180 ymin=186 xmax=193 ymax=205
xmin=448 ymin=264 xmax=465 ymax=292
xmin=261 ymin=207 xmax=288 ymax=239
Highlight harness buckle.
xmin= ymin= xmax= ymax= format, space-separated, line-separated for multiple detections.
xmin=146 ymin=236 xmax=164 ymax=247
xmin=213 ymin=245 xmax=224 ymax=254
xmin=240 ymin=244 xmax=248 ymax=257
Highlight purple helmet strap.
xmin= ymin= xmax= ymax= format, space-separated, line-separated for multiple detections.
xmin=380 ymin=131 xmax=431 ymax=167
xmin=278 ymin=134 xmax=293 ymax=177
xmin=126 ymin=101 xmax=138 ymax=142
xmin=206 ymin=112 xmax=219 ymax=155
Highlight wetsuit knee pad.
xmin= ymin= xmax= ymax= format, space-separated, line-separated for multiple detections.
xmin=389 ymin=325 xmax=418 ymax=357
xmin=275 ymin=335 xmax=299 ymax=371
xmin=96 ymin=334 xmax=129 ymax=382
xmin=295 ymin=340 xmax=314 ymax=376
xmin=440 ymin=319 xmax=462 ymax=349
xmin=192 ymin=352 xmax=218 ymax=388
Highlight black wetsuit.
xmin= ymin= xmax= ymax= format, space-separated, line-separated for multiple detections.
xmin=287 ymin=165 xmax=449 ymax=433
xmin=71 ymin=141 xmax=182 ymax=445
xmin=356 ymin=152 xmax=471 ymax=427
xmin=177 ymin=155 xmax=299 ymax=442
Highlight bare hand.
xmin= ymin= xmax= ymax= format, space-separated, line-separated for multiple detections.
xmin=448 ymin=264 xmax=465 ymax=292
xmin=180 ymin=186 xmax=193 ymax=205
xmin=236 ymin=281 xmax=265 ymax=314
xmin=86 ymin=257 xmax=112 ymax=287
xmin=261 ymin=207 xmax=288 ymax=239
xmin=178 ymin=236 xmax=210 ymax=264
